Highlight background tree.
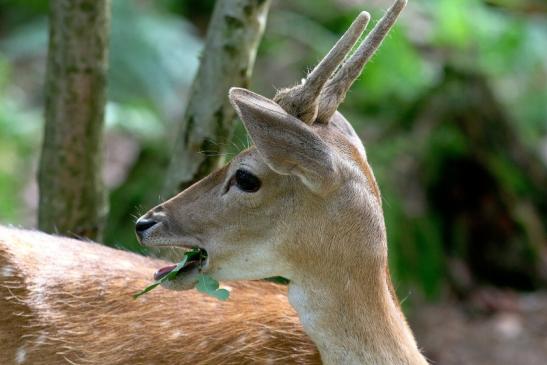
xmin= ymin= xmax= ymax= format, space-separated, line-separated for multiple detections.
xmin=163 ymin=0 xmax=271 ymax=195
xmin=38 ymin=0 xmax=111 ymax=240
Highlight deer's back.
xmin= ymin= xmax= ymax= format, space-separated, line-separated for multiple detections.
xmin=0 ymin=226 xmax=319 ymax=365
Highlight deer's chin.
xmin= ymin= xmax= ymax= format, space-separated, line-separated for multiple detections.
xmin=159 ymin=265 xmax=201 ymax=291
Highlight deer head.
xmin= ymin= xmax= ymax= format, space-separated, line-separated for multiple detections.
xmin=136 ymin=0 xmax=406 ymax=291
xmin=136 ymin=3 xmax=427 ymax=363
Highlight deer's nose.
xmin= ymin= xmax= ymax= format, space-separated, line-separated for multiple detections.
xmin=135 ymin=218 xmax=158 ymax=237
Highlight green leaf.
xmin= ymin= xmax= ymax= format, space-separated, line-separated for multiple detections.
xmin=132 ymin=248 xmax=229 ymax=301
xmin=133 ymin=248 xmax=201 ymax=299
xmin=196 ymin=274 xmax=230 ymax=301
xmin=132 ymin=281 xmax=161 ymax=299
xmin=163 ymin=254 xmax=189 ymax=282
xmin=210 ymin=288 xmax=230 ymax=301
xmin=264 ymin=276 xmax=290 ymax=285
xmin=196 ymin=274 xmax=219 ymax=291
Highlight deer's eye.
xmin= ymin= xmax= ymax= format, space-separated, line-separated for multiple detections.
xmin=234 ymin=169 xmax=261 ymax=193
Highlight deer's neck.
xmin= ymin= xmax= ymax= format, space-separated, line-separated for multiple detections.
xmin=288 ymin=255 xmax=427 ymax=365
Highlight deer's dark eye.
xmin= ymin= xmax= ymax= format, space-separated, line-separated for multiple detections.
xmin=235 ymin=169 xmax=261 ymax=193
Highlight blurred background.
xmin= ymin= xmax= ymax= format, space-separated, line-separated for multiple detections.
xmin=0 ymin=0 xmax=546 ymax=363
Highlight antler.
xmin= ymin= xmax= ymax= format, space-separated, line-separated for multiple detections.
xmin=274 ymin=0 xmax=407 ymax=125
xmin=273 ymin=11 xmax=371 ymax=124
xmin=316 ymin=0 xmax=407 ymax=123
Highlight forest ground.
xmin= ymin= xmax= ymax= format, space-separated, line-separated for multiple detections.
xmin=411 ymin=290 xmax=547 ymax=365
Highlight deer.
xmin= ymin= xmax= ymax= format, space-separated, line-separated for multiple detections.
xmin=0 ymin=0 xmax=428 ymax=363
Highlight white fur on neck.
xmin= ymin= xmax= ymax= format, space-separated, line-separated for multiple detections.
xmin=287 ymin=274 xmax=427 ymax=365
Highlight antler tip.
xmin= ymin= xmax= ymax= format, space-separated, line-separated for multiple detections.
xmin=229 ymin=86 xmax=242 ymax=93
xmin=356 ymin=11 xmax=371 ymax=24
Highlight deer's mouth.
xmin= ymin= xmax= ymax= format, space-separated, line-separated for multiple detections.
xmin=154 ymin=247 xmax=208 ymax=281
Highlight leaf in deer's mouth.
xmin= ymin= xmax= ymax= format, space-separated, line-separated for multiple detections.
xmin=196 ymin=274 xmax=230 ymax=301
xmin=153 ymin=248 xmax=204 ymax=281
xmin=133 ymin=248 xmax=229 ymax=301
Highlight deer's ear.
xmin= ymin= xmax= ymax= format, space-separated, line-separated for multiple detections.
xmin=229 ymin=87 xmax=337 ymax=193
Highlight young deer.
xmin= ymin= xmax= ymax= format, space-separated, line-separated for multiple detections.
xmin=0 ymin=0 xmax=427 ymax=363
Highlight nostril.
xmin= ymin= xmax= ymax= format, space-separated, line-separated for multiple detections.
xmin=135 ymin=218 xmax=158 ymax=234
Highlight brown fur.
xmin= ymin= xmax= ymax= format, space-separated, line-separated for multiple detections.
xmin=350 ymin=146 xmax=382 ymax=205
xmin=0 ymin=226 xmax=320 ymax=365
xmin=0 ymin=2 xmax=428 ymax=364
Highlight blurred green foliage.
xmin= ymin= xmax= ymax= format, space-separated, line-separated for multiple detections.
xmin=0 ymin=0 xmax=545 ymax=300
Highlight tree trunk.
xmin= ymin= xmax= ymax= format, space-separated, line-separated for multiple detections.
xmin=38 ymin=0 xmax=111 ymax=241
xmin=163 ymin=0 xmax=271 ymax=195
